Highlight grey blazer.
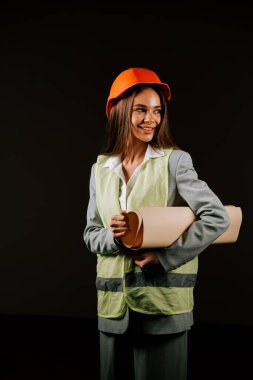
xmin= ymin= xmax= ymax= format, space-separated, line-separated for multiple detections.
xmin=83 ymin=149 xmax=230 ymax=334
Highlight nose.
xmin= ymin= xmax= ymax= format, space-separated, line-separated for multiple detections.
xmin=143 ymin=111 xmax=155 ymax=124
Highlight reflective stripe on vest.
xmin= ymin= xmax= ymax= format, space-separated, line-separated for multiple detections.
xmin=95 ymin=148 xmax=198 ymax=318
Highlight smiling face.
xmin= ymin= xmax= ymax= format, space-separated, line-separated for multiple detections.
xmin=130 ymin=87 xmax=162 ymax=144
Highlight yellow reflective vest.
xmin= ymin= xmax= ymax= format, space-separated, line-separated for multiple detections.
xmin=95 ymin=148 xmax=198 ymax=318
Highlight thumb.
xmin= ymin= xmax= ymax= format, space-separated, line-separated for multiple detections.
xmin=134 ymin=257 xmax=150 ymax=268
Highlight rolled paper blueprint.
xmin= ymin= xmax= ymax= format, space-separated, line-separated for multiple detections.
xmin=121 ymin=205 xmax=242 ymax=249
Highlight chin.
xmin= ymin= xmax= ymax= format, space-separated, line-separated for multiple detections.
xmin=139 ymin=134 xmax=154 ymax=142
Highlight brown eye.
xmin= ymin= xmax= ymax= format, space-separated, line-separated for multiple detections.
xmin=133 ymin=108 xmax=146 ymax=113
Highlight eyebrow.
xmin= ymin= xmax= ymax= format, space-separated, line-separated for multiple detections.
xmin=132 ymin=103 xmax=162 ymax=108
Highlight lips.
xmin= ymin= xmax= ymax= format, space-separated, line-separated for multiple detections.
xmin=138 ymin=125 xmax=155 ymax=131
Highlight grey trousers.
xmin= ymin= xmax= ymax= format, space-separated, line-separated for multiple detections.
xmin=99 ymin=329 xmax=188 ymax=380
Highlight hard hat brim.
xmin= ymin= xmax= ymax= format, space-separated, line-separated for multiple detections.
xmin=106 ymin=81 xmax=171 ymax=117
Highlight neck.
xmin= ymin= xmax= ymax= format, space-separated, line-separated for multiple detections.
xmin=124 ymin=140 xmax=148 ymax=164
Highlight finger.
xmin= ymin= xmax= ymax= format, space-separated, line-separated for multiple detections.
xmin=134 ymin=258 xmax=150 ymax=268
xmin=111 ymin=228 xmax=129 ymax=235
xmin=135 ymin=260 xmax=145 ymax=268
xmin=111 ymin=226 xmax=129 ymax=234
xmin=112 ymin=230 xmax=127 ymax=238
xmin=111 ymin=214 xmax=127 ymax=222
xmin=110 ymin=220 xmax=129 ymax=230
xmin=110 ymin=220 xmax=128 ymax=228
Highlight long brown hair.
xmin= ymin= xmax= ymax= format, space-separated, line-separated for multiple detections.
xmin=100 ymin=84 xmax=179 ymax=159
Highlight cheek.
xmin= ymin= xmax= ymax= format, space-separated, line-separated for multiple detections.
xmin=131 ymin=118 xmax=141 ymax=132
xmin=130 ymin=123 xmax=137 ymax=136
xmin=131 ymin=114 xmax=139 ymax=126
xmin=156 ymin=115 xmax=162 ymax=124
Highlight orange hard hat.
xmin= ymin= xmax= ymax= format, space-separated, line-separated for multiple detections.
xmin=106 ymin=67 xmax=171 ymax=117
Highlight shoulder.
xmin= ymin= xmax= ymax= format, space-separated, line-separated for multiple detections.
xmin=96 ymin=154 xmax=109 ymax=166
xmin=88 ymin=163 xmax=96 ymax=182
xmin=169 ymin=149 xmax=193 ymax=166
xmin=167 ymin=149 xmax=197 ymax=180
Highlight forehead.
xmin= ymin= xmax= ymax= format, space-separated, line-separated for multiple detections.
xmin=133 ymin=87 xmax=161 ymax=105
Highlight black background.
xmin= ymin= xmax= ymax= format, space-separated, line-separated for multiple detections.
xmin=1 ymin=0 xmax=252 ymax=327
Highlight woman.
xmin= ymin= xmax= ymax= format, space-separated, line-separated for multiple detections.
xmin=83 ymin=67 xmax=230 ymax=380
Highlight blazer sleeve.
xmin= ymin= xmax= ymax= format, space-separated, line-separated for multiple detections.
xmin=83 ymin=163 xmax=127 ymax=255
xmin=156 ymin=150 xmax=230 ymax=271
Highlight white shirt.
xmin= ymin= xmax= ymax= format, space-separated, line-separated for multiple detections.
xmin=103 ymin=144 xmax=164 ymax=210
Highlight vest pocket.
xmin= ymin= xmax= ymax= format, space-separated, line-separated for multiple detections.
xmin=97 ymin=290 xmax=127 ymax=318
xmin=125 ymin=286 xmax=194 ymax=315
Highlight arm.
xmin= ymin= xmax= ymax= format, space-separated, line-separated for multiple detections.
xmin=83 ymin=164 xmax=126 ymax=255
xmin=156 ymin=151 xmax=230 ymax=271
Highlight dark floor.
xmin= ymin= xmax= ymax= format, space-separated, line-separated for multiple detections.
xmin=0 ymin=314 xmax=252 ymax=380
